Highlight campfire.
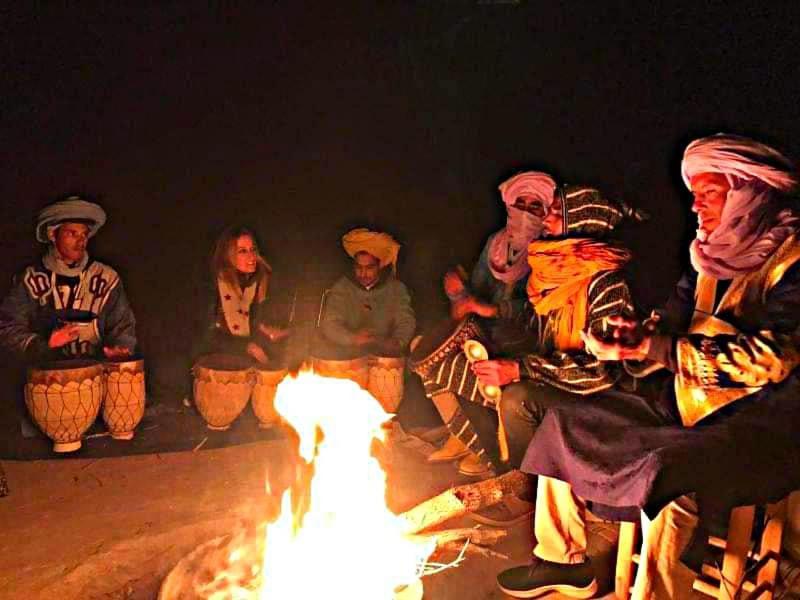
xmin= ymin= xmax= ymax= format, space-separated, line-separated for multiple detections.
xmin=160 ymin=370 xmax=525 ymax=600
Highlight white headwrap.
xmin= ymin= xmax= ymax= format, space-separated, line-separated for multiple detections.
xmin=681 ymin=134 xmax=799 ymax=279
xmin=36 ymin=197 xmax=107 ymax=244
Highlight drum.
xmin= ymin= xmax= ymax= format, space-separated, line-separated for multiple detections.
xmin=193 ymin=354 xmax=254 ymax=431
xmin=102 ymin=357 xmax=146 ymax=440
xmin=367 ymin=355 xmax=406 ymax=413
xmin=251 ymin=364 xmax=288 ymax=429
xmin=311 ymin=355 xmax=369 ymax=388
xmin=24 ymin=359 xmax=104 ymax=453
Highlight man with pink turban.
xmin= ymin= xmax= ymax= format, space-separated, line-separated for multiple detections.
xmin=497 ymin=134 xmax=800 ymax=599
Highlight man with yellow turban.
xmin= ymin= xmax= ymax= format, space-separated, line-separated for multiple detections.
xmin=319 ymin=228 xmax=415 ymax=356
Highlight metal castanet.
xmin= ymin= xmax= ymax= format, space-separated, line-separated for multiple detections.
xmin=102 ymin=357 xmax=146 ymax=440
xmin=25 ymin=359 xmax=104 ymax=453
xmin=193 ymin=354 xmax=254 ymax=431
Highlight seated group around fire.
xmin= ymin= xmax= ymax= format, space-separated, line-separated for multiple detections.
xmin=2 ymin=133 xmax=800 ymax=600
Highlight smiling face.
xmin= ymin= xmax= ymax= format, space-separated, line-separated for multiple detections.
xmin=52 ymin=222 xmax=90 ymax=263
xmin=353 ymin=251 xmax=380 ymax=288
xmin=690 ymin=172 xmax=731 ymax=235
xmin=233 ymin=234 xmax=259 ymax=274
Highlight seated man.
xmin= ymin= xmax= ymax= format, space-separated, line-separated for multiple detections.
xmin=497 ymin=134 xmax=800 ymax=600
xmin=426 ymin=171 xmax=555 ymax=474
xmin=319 ymin=228 xmax=416 ymax=357
xmin=0 ymin=196 xmax=137 ymax=363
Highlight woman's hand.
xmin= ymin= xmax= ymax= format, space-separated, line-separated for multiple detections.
xmin=259 ymin=323 xmax=289 ymax=341
xmin=247 ymin=342 xmax=270 ymax=364
xmin=472 ymin=359 xmax=520 ymax=387
xmin=48 ymin=325 xmax=80 ymax=348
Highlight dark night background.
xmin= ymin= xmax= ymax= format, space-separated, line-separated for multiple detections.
xmin=2 ymin=2 xmax=800 ymax=400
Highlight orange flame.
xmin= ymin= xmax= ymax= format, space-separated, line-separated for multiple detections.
xmin=259 ymin=371 xmax=433 ymax=599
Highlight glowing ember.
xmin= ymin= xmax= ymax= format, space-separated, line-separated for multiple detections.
xmin=259 ymin=371 xmax=434 ymax=599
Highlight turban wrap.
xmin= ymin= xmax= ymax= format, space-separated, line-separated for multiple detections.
xmin=342 ymin=228 xmax=401 ymax=274
xmin=489 ymin=171 xmax=556 ymax=284
xmin=36 ymin=197 xmax=107 ymax=243
xmin=681 ymin=134 xmax=799 ymax=279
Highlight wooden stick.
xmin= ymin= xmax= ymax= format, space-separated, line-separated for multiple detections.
xmin=399 ymin=470 xmax=531 ymax=534
xmin=437 ymin=541 xmax=509 ymax=560
xmin=410 ymin=527 xmax=508 ymax=548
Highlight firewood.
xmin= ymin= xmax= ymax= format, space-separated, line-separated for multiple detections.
xmin=410 ymin=527 xmax=508 ymax=548
xmin=399 ymin=470 xmax=531 ymax=534
xmin=436 ymin=541 xmax=509 ymax=560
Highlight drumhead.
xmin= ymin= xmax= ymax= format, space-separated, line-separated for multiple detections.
xmin=194 ymin=353 xmax=254 ymax=371
xmin=31 ymin=358 xmax=100 ymax=371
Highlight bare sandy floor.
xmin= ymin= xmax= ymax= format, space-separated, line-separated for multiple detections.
xmin=0 ymin=439 xmax=620 ymax=600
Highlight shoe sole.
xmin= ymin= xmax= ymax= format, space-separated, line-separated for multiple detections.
xmin=426 ymin=450 xmax=470 ymax=464
xmin=498 ymin=578 xmax=598 ymax=599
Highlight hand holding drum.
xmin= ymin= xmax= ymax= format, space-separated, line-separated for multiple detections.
xmin=48 ymin=324 xmax=80 ymax=348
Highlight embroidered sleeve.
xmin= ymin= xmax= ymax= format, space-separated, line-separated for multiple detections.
xmin=518 ymin=270 xmax=633 ymax=394
xmin=0 ymin=272 xmax=52 ymax=361
xmin=676 ymin=263 xmax=800 ymax=390
xmin=100 ymin=281 xmax=137 ymax=351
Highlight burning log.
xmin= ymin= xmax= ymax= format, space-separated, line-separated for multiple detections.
xmin=399 ymin=469 xmax=532 ymax=534
xmin=410 ymin=527 xmax=508 ymax=548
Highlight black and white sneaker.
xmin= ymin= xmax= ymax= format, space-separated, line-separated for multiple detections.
xmin=497 ymin=557 xmax=598 ymax=599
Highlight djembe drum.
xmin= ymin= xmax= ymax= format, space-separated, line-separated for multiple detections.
xmin=193 ymin=354 xmax=254 ymax=431
xmin=102 ymin=357 xmax=146 ymax=440
xmin=24 ymin=359 xmax=104 ymax=453
xmin=367 ymin=355 xmax=406 ymax=413
xmin=251 ymin=364 xmax=288 ymax=429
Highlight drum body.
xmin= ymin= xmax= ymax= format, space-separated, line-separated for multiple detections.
xmin=102 ymin=358 xmax=146 ymax=440
xmin=367 ymin=355 xmax=406 ymax=413
xmin=409 ymin=316 xmax=488 ymax=380
xmin=193 ymin=354 xmax=253 ymax=430
xmin=311 ymin=356 xmax=369 ymax=389
xmin=25 ymin=359 xmax=104 ymax=452
xmin=251 ymin=365 xmax=288 ymax=428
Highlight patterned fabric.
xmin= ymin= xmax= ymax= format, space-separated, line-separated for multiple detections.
xmin=217 ymin=276 xmax=258 ymax=337
xmin=674 ymin=232 xmax=800 ymax=425
xmin=422 ymin=349 xmax=488 ymax=407
xmin=430 ymin=392 xmax=494 ymax=468
xmin=527 ymin=239 xmax=632 ymax=351
xmin=561 ymin=185 xmax=646 ymax=236
xmin=0 ymin=259 xmax=136 ymax=361
xmin=520 ymin=269 xmax=634 ymax=394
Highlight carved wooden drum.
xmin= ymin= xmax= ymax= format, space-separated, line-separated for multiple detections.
xmin=311 ymin=355 xmax=369 ymax=389
xmin=251 ymin=364 xmax=288 ymax=429
xmin=102 ymin=357 xmax=146 ymax=440
xmin=25 ymin=359 xmax=104 ymax=453
xmin=193 ymin=354 xmax=253 ymax=431
xmin=367 ymin=355 xmax=406 ymax=413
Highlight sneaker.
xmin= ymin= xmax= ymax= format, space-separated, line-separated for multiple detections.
xmin=497 ymin=557 xmax=598 ymax=599
xmin=426 ymin=435 xmax=470 ymax=463
xmin=469 ymin=496 xmax=534 ymax=527
xmin=457 ymin=452 xmax=493 ymax=477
